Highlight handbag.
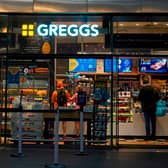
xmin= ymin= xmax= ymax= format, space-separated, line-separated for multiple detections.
xmin=156 ymin=100 xmax=167 ymax=117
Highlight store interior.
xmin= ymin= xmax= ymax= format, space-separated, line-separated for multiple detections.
xmin=1 ymin=56 xmax=168 ymax=147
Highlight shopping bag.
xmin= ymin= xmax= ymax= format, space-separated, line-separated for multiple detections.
xmin=156 ymin=100 xmax=167 ymax=117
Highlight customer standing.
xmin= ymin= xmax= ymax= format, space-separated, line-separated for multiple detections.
xmin=138 ymin=75 xmax=160 ymax=141
xmin=51 ymin=82 xmax=70 ymax=138
xmin=70 ymin=85 xmax=85 ymax=138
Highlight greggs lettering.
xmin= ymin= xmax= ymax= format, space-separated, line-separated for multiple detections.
xmin=37 ymin=24 xmax=99 ymax=37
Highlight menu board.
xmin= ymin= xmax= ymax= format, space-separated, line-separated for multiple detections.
xmin=140 ymin=59 xmax=167 ymax=73
xmin=69 ymin=59 xmax=96 ymax=72
xmin=104 ymin=58 xmax=132 ymax=72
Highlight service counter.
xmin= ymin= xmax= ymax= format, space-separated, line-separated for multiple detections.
xmin=43 ymin=108 xmax=93 ymax=141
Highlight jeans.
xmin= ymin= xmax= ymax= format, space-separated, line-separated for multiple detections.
xmin=144 ymin=111 xmax=156 ymax=137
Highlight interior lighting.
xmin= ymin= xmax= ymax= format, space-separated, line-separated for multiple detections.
xmin=22 ymin=24 xmax=28 ymax=30
xmin=28 ymin=31 xmax=34 ymax=37
xmin=28 ymin=24 xmax=34 ymax=30
xmin=153 ymin=22 xmax=158 ymax=25
xmin=22 ymin=31 xmax=27 ymax=36
xmin=2 ymin=27 xmax=7 ymax=33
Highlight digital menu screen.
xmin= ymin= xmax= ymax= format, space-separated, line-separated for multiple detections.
xmin=104 ymin=58 xmax=132 ymax=72
xmin=69 ymin=58 xmax=96 ymax=72
xmin=139 ymin=59 xmax=167 ymax=73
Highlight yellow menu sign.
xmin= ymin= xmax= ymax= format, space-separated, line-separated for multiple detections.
xmin=69 ymin=59 xmax=79 ymax=71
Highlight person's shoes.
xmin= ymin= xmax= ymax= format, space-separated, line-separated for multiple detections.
xmin=144 ymin=136 xmax=151 ymax=141
xmin=151 ymin=136 xmax=157 ymax=141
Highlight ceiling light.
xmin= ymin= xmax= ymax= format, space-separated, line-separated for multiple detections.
xmin=136 ymin=24 xmax=140 ymax=26
xmin=166 ymin=24 xmax=168 ymax=26
xmin=153 ymin=22 xmax=158 ymax=25
xmin=119 ymin=23 xmax=124 ymax=26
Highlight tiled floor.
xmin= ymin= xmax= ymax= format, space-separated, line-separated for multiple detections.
xmin=119 ymin=139 xmax=168 ymax=145
xmin=1 ymin=146 xmax=168 ymax=168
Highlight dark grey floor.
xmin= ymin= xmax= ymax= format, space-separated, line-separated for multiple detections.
xmin=1 ymin=146 xmax=168 ymax=168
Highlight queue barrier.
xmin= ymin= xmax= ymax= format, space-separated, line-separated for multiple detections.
xmin=0 ymin=106 xmax=91 ymax=168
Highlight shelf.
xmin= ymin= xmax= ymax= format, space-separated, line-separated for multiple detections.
xmin=119 ymin=109 xmax=130 ymax=110
xmin=118 ymin=97 xmax=131 ymax=98
xmin=1 ymin=121 xmax=11 ymax=124
xmin=6 ymin=87 xmax=48 ymax=90
xmin=118 ymin=101 xmax=130 ymax=103
xmin=8 ymin=87 xmax=48 ymax=89
xmin=80 ymin=72 xmax=138 ymax=76
xmin=80 ymin=72 xmax=110 ymax=75
xmin=94 ymin=129 xmax=107 ymax=131
xmin=113 ymin=113 xmax=133 ymax=117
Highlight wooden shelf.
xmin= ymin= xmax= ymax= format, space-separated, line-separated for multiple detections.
xmin=80 ymin=72 xmax=168 ymax=76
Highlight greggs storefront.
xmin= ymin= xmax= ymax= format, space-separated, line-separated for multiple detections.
xmin=1 ymin=13 xmax=168 ymax=148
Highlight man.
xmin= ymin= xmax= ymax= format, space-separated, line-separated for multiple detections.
xmin=51 ymin=81 xmax=70 ymax=138
xmin=138 ymin=75 xmax=160 ymax=141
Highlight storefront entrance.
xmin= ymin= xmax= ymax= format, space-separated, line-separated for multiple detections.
xmin=0 ymin=56 xmax=114 ymax=147
xmin=115 ymin=56 xmax=168 ymax=148
xmin=1 ymin=13 xmax=168 ymax=148
xmin=0 ymin=57 xmax=53 ymax=144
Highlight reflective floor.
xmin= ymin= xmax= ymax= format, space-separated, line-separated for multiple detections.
xmin=1 ymin=147 xmax=168 ymax=168
xmin=119 ymin=139 xmax=168 ymax=145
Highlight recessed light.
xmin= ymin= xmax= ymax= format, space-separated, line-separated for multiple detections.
xmin=119 ymin=23 xmax=124 ymax=26
xmin=136 ymin=23 xmax=140 ymax=26
xmin=153 ymin=22 xmax=158 ymax=25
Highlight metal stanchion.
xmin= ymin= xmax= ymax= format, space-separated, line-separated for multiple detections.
xmin=45 ymin=108 xmax=65 ymax=168
xmin=76 ymin=106 xmax=88 ymax=156
xmin=11 ymin=91 xmax=24 ymax=158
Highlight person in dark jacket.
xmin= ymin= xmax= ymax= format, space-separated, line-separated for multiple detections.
xmin=138 ymin=75 xmax=160 ymax=141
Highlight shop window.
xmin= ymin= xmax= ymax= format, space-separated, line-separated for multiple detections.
xmin=57 ymin=43 xmax=81 ymax=54
xmin=56 ymin=59 xmax=69 ymax=74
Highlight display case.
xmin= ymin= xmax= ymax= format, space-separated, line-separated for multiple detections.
xmin=0 ymin=64 xmax=51 ymax=141
xmin=11 ymin=111 xmax=43 ymax=140
xmin=118 ymin=91 xmax=133 ymax=122
xmin=93 ymin=105 xmax=108 ymax=140
xmin=93 ymin=80 xmax=109 ymax=141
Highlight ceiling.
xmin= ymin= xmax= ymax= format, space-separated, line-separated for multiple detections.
xmin=0 ymin=0 xmax=168 ymax=13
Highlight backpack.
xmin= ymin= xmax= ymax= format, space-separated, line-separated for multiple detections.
xmin=57 ymin=89 xmax=67 ymax=106
xmin=94 ymin=88 xmax=102 ymax=101
xmin=156 ymin=100 xmax=167 ymax=117
xmin=77 ymin=91 xmax=86 ymax=106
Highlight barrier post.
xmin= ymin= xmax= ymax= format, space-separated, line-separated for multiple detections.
xmin=76 ymin=106 xmax=88 ymax=156
xmin=45 ymin=108 xmax=65 ymax=168
xmin=80 ymin=108 xmax=84 ymax=153
xmin=11 ymin=91 xmax=24 ymax=157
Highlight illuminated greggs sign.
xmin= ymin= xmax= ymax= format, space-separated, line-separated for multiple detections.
xmin=22 ymin=24 xmax=99 ymax=37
